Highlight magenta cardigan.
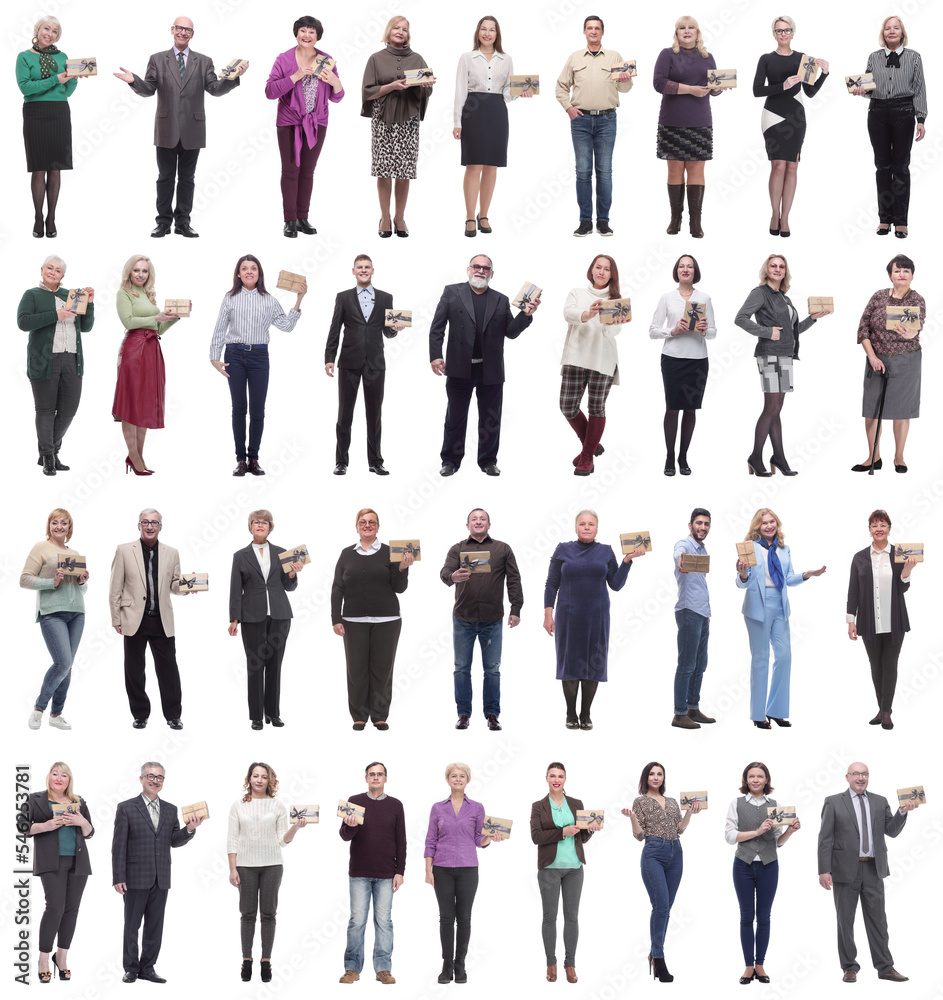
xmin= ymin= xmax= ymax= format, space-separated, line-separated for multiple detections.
xmin=265 ymin=46 xmax=345 ymax=165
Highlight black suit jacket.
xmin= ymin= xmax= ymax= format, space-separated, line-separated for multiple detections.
xmin=324 ymin=287 xmax=396 ymax=370
xmin=112 ymin=795 xmax=194 ymax=890
xmin=27 ymin=791 xmax=95 ymax=876
xmin=129 ymin=48 xmax=240 ymax=149
xmin=429 ymin=283 xmax=532 ymax=385
xmin=229 ymin=542 xmax=299 ymax=623
xmin=847 ymin=546 xmax=911 ymax=645
xmin=530 ymin=795 xmax=594 ymax=869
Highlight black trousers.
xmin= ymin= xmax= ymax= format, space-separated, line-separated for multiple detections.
xmin=867 ymin=98 xmax=915 ymax=225
xmin=31 ymin=352 xmax=81 ymax=457
xmin=863 ymin=633 xmax=903 ymax=713
xmin=432 ymin=866 xmax=479 ymax=964
xmin=343 ymin=619 xmax=401 ymax=722
xmin=336 ymin=365 xmax=385 ymax=466
xmin=39 ymin=856 xmax=88 ymax=952
xmin=155 ymin=141 xmax=200 ymax=226
xmin=123 ymin=883 xmax=168 ymax=975
xmin=123 ymin=613 xmax=182 ymax=721
xmin=440 ymin=366 xmax=503 ymax=469
xmin=241 ymin=617 xmax=291 ymax=720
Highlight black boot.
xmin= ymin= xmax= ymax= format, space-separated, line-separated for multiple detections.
xmin=453 ymin=960 xmax=467 ymax=984
xmin=666 ymin=184 xmax=684 ymax=235
xmin=687 ymin=185 xmax=705 ymax=238
xmin=41 ymin=454 xmax=56 ymax=476
xmin=283 ymin=219 xmax=298 ymax=238
xmin=240 ymin=960 xmax=252 ymax=982
xmin=437 ymin=961 xmax=453 ymax=984
xmin=652 ymin=957 xmax=674 ymax=983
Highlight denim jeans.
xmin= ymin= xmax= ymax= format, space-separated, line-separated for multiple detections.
xmin=452 ymin=617 xmax=502 ymax=717
xmin=345 ymin=877 xmax=394 ymax=973
xmin=744 ymin=589 xmax=791 ymax=721
xmin=640 ymin=837 xmax=683 ymax=959
xmin=673 ymin=609 xmax=709 ymax=715
xmin=36 ymin=611 xmax=85 ymax=714
xmin=225 ymin=344 xmax=270 ymax=461
xmin=570 ymin=110 xmax=617 ymax=221
xmin=732 ymin=858 xmax=779 ymax=965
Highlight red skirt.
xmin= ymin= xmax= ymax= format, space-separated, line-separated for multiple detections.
xmin=112 ymin=329 xmax=165 ymax=428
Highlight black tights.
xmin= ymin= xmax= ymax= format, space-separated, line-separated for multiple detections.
xmin=749 ymin=393 xmax=785 ymax=470
xmin=31 ymin=170 xmax=61 ymax=225
xmin=562 ymin=680 xmax=598 ymax=722
xmin=664 ymin=409 xmax=697 ymax=466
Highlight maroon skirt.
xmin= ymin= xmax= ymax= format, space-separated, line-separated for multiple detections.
xmin=112 ymin=328 xmax=165 ymax=428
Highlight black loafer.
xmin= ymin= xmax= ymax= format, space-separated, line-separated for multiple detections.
xmin=122 ymin=973 xmax=138 ymax=983
xmin=138 ymin=971 xmax=167 ymax=984
xmin=440 ymin=464 xmax=458 ymax=477
xmin=266 ymin=716 xmax=285 ymax=727
xmin=251 ymin=720 xmax=263 ymax=730
xmin=132 ymin=718 xmax=147 ymax=729
xmin=333 ymin=463 xmax=347 ymax=475
xmin=296 ymin=219 xmax=317 ymax=235
xmin=167 ymin=718 xmax=183 ymax=730
xmin=566 ymin=718 xmax=580 ymax=730
xmin=174 ymin=223 xmax=199 ymax=238
xmin=247 ymin=459 xmax=265 ymax=475
xmin=352 ymin=722 xmax=366 ymax=731
xmin=151 ymin=223 xmax=171 ymax=238
xmin=283 ymin=220 xmax=298 ymax=238
xmin=374 ymin=722 xmax=390 ymax=731
xmin=233 ymin=461 xmax=248 ymax=476
xmin=455 ymin=715 xmax=470 ymax=730
xmin=481 ymin=464 xmax=501 ymax=476
xmin=369 ymin=463 xmax=390 ymax=475
xmin=579 ymin=718 xmax=593 ymax=730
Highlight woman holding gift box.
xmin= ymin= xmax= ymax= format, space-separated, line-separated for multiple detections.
xmin=851 ymin=254 xmax=924 ymax=473
xmin=112 ymin=255 xmax=184 ymax=476
xmin=531 ymin=761 xmax=601 ymax=984
xmin=265 ymin=16 xmax=344 ymax=238
xmin=424 ymin=762 xmax=505 ymax=985
xmin=228 ymin=762 xmax=307 ymax=982
xmin=621 ymin=761 xmax=701 ymax=983
xmin=735 ymin=508 xmax=826 ymax=728
xmin=753 ymin=16 xmax=829 ymax=236
xmin=361 ymin=16 xmax=435 ymax=237
xmin=560 ymin=255 xmax=628 ymax=476
xmin=26 ymin=762 xmax=95 ymax=983
xmin=21 ymin=509 xmax=89 ymax=731
xmin=735 ymin=253 xmax=830 ymax=477
xmin=850 ymin=17 xmax=927 ymax=237
xmin=331 ymin=508 xmax=412 ymax=731
xmin=653 ymin=16 xmax=723 ymax=238
xmin=209 ymin=255 xmax=306 ymax=476
xmin=649 ymin=254 xmax=716 ymax=476
xmin=725 ymin=761 xmax=800 ymax=985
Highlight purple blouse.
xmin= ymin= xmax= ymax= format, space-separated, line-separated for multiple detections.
xmin=652 ymin=46 xmax=718 ymax=127
xmin=265 ymin=46 xmax=345 ymax=165
xmin=424 ymin=796 xmax=488 ymax=868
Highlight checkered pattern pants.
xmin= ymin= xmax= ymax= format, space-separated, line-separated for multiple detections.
xmin=559 ymin=365 xmax=614 ymax=418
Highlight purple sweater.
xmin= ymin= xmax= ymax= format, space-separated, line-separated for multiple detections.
xmin=265 ymin=46 xmax=345 ymax=164
xmin=424 ymin=796 xmax=488 ymax=868
xmin=652 ymin=46 xmax=718 ymax=127
xmin=339 ymin=793 xmax=406 ymax=878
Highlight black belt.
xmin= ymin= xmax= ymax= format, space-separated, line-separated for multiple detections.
xmin=583 ymin=108 xmax=615 ymax=116
xmin=226 ymin=343 xmax=268 ymax=351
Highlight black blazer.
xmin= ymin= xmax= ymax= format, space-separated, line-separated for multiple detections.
xmin=530 ymin=795 xmax=594 ymax=870
xmin=229 ymin=542 xmax=299 ymax=623
xmin=27 ymin=791 xmax=94 ymax=876
xmin=324 ymin=287 xmax=395 ymax=370
xmin=847 ymin=545 xmax=911 ymax=644
xmin=111 ymin=795 xmax=194 ymax=890
xmin=428 ymin=283 xmax=532 ymax=384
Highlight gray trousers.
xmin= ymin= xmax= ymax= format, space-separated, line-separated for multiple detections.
xmin=537 ymin=866 xmax=583 ymax=966
xmin=31 ymin=352 xmax=81 ymax=457
xmin=833 ymin=860 xmax=894 ymax=973
xmin=238 ymin=865 xmax=283 ymax=960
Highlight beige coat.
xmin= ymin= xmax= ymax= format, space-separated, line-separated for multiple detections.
xmin=109 ymin=541 xmax=183 ymax=637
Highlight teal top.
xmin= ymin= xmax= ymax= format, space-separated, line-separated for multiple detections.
xmin=20 ymin=540 xmax=87 ymax=622
xmin=116 ymin=288 xmax=179 ymax=335
xmin=545 ymin=795 xmax=582 ymax=869
xmin=49 ymin=801 xmax=77 ymax=856
xmin=16 ymin=50 xmax=77 ymax=102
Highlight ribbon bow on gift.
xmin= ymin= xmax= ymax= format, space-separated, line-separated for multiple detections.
xmin=180 ymin=576 xmax=196 ymax=589
xmin=687 ymin=302 xmax=704 ymax=325
xmin=72 ymin=59 xmax=96 ymax=74
xmin=680 ymin=794 xmax=706 ymax=807
xmin=900 ymin=788 xmax=926 ymax=803
xmin=67 ymin=291 xmax=84 ymax=314
xmin=582 ymin=811 xmax=604 ymax=825
xmin=386 ymin=312 xmax=409 ymax=324
xmin=802 ymin=57 xmax=817 ymax=82
xmin=59 ymin=557 xmax=79 ymax=572
xmin=219 ymin=60 xmax=243 ymax=79
xmin=393 ymin=542 xmax=420 ymax=557
xmin=291 ymin=807 xmax=318 ymax=820
xmin=707 ymin=70 xmax=735 ymax=85
xmin=313 ymin=54 xmax=333 ymax=74
xmin=604 ymin=61 xmax=635 ymax=75
xmin=599 ymin=302 xmax=631 ymax=320
xmin=339 ymin=804 xmax=359 ymax=817
xmin=291 ymin=548 xmax=308 ymax=563
xmin=898 ymin=308 xmax=918 ymax=324
xmin=624 ymin=534 xmax=651 ymax=550
xmin=846 ymin=76 xmax=867 ymax=90
xmin=894 ymin=545 xmax=922 ymax=559
xmin=406 ymin=69 xmax=434 ymax=80
xmin=515 ymin=77 xmax=537 ymax=93
xmin=460 ymin=555 xmax=488 ymax=569
xmin=482 ymin=819 xmax=511 ymax=835
xmin=518 ymin=284 xmax=538 ymax=307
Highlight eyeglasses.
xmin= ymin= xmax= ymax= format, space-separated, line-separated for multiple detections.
xmin=251 ymin=520 xmax=271 ymax=528
xmin=774 ymin=27 xmax=793 ymax=35
xmin=143 ymin=774 xmax=165 ymax=783
xmin=358 ymin=520 xmax=378 ymax=528
xmin=849 ymin=772 xmax=869 ymax=779
xmin=367 ymin=772 xmax=386 ymax=779
xmin=172 ymin=25 xmax=194 ymax=34
xmin=139 ymin=520 xmax=161 ymax=528
xmin=469 ymin=264 xmax=492 ymax=273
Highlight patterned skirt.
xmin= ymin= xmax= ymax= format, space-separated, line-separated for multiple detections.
xmin=371 ymin=104 xmax=420 ymax=179
xmin=756 ymin=355 xmax=794 ymax=394
xmin=656 ymin=124 xmax=712 ymax=161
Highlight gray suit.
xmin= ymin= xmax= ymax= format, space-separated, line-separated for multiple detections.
xmin=817 ymin=789 xmax=907 ymax=973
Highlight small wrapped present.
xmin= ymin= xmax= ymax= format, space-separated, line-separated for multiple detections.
xmin=512 ymin=281 xmax=542 ymax=310
xmin=178 ymin=573 xmax=208 ymax=592
xmin=289 ymin=804 xmax=320 ymax=822
xmin=736 ymin=541 xmax=758 ymax=567
xmin=575 ymin=809 xmax=605 ymax=830
xmin=481 ymin=816 xmax=513 ymax=838
xmin=459 ymin=551 xmax=491 ymax=573
xmin=66 ymin=57 xmax=97 ymax=76
xmin=402 ymin=67 xmax=435 ymax=86
xmin=897 ymin=786 xmax=926 ymax=807
xmin=389 ymin=540 xmax=421 ymax=563
xmin=808 ymin=296 xmax=834 ymax=313
xmin=219 ymin=58 xmax=244 ymax=80
xmin=181 ymin=801 xmax=210 ymax=821
xmin=66 ymin=289 xmax=89 ymax=315
xmin=510 ymin=75 xmax=539 ymax=95
xmin=597 ymin=297 xmax=631 ymax=324
xmin=164 ymin=299 xmax=190 ymax=317
xmin=679 ymin=791 xmax=708 ymax=811
xmin=799 ymin=54 xmax=821 ymax=84
xmin=680 ymin=553 xmax=710 ymax=574
xmin=893 ymin=543 xmax=923 ymax=563
xmin=384 ymin=309 xmax=411 ymax=327
xmin=845 ymin=73 xmax=876 ymax=92
xmin=620 ymin=531 xmax=652 ymax=555
xmin=766 ymin=805 xmax=797 ymax=825
xmin=337 ymin=799 xmax=365 ymax=825
xmin=686 ymin=300 xmax=705 ymax=331
xmin=277 ymin=270 xmax=306 ymax=293
xmin=57 ymin=554 xmax=87 ymax=577
xmin=886 ymin=305 xmax=921 ymax=332
xmin=606 ymin=59 xmax=637 ymax=78
xmin=279 ymin=545 xmax=310 ymax=574
xmin=706 ymin=68 xmax=737 ymax=88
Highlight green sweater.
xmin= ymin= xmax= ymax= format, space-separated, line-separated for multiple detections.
xmin=116 ymin=289 xmax=179 ymax=335
xmin=16 ymin=50 xmax=77 ymax=102
xmin=20 ymin=540 xmax=87 ymax=622
xmin=17 ymin=285 xmax=93 ymax=382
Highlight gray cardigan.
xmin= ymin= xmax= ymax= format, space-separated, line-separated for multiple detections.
xmin=735 ymin=283 xmax=816 ymax=359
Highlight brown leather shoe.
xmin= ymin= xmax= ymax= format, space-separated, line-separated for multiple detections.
xmin=339 ymin=971 xmax=360 ymax=984
xmin=671 ymin=713 xmax=700 ymax=729
xmin=878 ymin=970 xmax=909 ymax=982
xmin=455 ymin=715 xmax=469 ymax=730
xmin=375 ymin=971 xmax=396 ymax=984
xmin=842 ymin=970 xmax=857 ymax=983
xmin=565 ymin=966 xmax=578 ymax=983
xmin=546 ymin=966 xmax=557 ymax=982
xmin=486 ymin=714 xmax=502 ymax=731
xmin=688 ymin=708 xmax=716 ymax=724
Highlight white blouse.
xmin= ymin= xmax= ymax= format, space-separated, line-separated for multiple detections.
xmin=454 ymin=50 xmax=515 ymax=128
xmin=649 ymin=289 xmax=717 ymax=360
xmin=560 ymin=286 xmax=621 ymax=381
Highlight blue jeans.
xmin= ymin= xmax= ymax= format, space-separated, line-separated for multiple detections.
xmin=732 ymin=858 xmax=779 ymax=965
xmin=345 ymin=877 xmax=394 ymax=973
xmin=673 ymin=609 xmax=709 ymax=715
xmin=570 ymin=110 xmax=617 ymax=221
xmin=36 ymin=611 xmax=84 ymax=714
xmin=225 ymin=344 xmax=269 ymax=461
xmin=744 ymin=589 xmax=791 ymax=721
xmin=452 ymin=618 xmax=502 ymax=717
xmin=640 ymin=837 xmax=683 ymax=959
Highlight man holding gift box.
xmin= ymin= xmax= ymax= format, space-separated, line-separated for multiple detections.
xmin=671 ymin=508 xmax=714 ymax=730
xmin=555 ymin=16 xmax=634 ymax=237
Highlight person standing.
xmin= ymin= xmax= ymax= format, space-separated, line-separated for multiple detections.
xmin=113 ymin=17 xmax=247 ymax=237
xmin=555 ymin=16 xmax=633 ymax=237
xmin=440 ymin=507 xmax=523 ymax=730
xmin=338 ymin=761 xmax=406 ymax=986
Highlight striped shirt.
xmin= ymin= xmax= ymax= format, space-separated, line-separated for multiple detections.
xmin=864 ymin=47 xmax=927 ymax=121
xmin=209 ymin=286 xmax=301 ymax=359
xmin=453 ymin=50 xmax=514 ymax=128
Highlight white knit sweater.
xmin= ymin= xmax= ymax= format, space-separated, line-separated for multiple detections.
xmin=227 ymin=797 xmax=289 ymax=866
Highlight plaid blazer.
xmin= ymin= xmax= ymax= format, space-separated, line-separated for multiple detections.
xmin=112 ymin=795 xmax=194 ymax=890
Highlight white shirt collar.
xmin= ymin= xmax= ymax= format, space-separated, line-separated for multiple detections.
xmin=869 ymin=543 xmax=891 ymax=557
xmin=847 ymin=787 xmax=868 ymax=799
xmin=744 ymin=792 xmax=769 ymax=805
xmin=883 ymin=45 xmax=906 ymax=56
xmin=471 ymin=49 xmax=505 ymax=61
xmin=355 ymin=538 xmax=381 ymax=555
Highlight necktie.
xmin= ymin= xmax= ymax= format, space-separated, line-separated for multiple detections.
xmin=857 ymin=794 xmax=869 ymax=854
xmin=146 ymin=548 xmax=156 ymax=613
xmin=149 ymin=799 xmax=159 ymax=831
xmin=177 ymin=51 xmax=186 ymax=79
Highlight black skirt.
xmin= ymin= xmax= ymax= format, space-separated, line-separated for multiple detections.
xmin=460 ymin=92 xmax=508 ymax=167
xmin=661 ymin=355 xmax=709 ymax=410
xmin=23 ymin=101 xmax=73 ymax=171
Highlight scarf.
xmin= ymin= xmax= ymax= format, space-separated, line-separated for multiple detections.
xmin=34 ymin=44 xmax=61 ymax=79
xmin=758 ymin=537 xmax=784 ymax=590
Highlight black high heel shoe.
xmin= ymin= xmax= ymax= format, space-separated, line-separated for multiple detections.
xmin=876 ymin=225 xmax=891 ymax=236
xmin=464 ymin=219 xmax=476 ymax=238
xmin=33 ymin=218 xmax=45 ymax=238
xmin=768 ymin=456 xmax=797 ymax=476
xmin=394 ymin=219 xmax=409 ymax=237
xmin=767 ymin=716 xmax=792 ymax=727
xmin=241 ymin=959 xmax=253 ymax=982
xmin=747 ymin=457 xmax=771 ymax=478
xmin=378 ymin=219 xmax=392 ymax=238
xmin=51 ymin=956 xmax=71 ymax=980
xmin=45 ymin=219 xmax=57 ymax=238
xmin=678 ymin=458 xmax=691 ymax=475
xmin=477 ymin=214 xmax=492 ymax=233
xmin=753 ymin=719 xmax=772 ymax=730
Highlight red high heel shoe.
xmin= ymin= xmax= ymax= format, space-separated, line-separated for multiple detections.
xmin=125 ymin=456 xmax=153 ymax=476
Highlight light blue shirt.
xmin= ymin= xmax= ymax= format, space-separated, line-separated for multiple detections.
xmin=673 ymin=536 xmax=711 ymax=616
xmin=357 ymin=285 xmax=375 ymax=322
xmin=172 ymin=46 xmax=190 ymax=69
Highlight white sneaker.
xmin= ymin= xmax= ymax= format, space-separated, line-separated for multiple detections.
xmin=28 ymin=710 xmax=43 ymax=730
xmin=49 ymin=715 xmax=72 ymax=730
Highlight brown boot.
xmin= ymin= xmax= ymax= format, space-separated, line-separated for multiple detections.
xmin=339 ymin=971 xmax=360 ymax=984
xmin=546 ymin=966 xmax=558 ymax=982
xmin=671 ymin=713 xmax=700 ymax=729
xmin=666 ymin=184 xmax=684 ymax=234
xmin=688 ymin=708 xmax=716 ymax=724
xmin=687 ymin=184 xmax=705 ymax=238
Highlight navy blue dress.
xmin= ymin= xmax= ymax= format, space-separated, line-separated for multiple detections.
xmin=544 ymin=540 xmax=631 ymax=681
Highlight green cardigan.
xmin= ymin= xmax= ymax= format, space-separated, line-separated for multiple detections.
xmin=16 ymin=50 xmax=78 ymax=102
xmin=17 ymin=286 xmax=94 ymax=382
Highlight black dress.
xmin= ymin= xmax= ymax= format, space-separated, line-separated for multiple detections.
xmin=753 ymin=51 xmax=828 ymax=161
